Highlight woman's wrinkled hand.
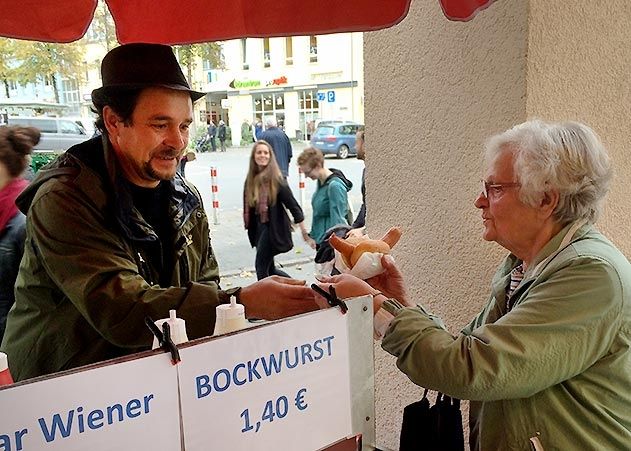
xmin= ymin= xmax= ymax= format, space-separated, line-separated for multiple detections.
xmin=366 ymin=254 xmax=411 ymax=306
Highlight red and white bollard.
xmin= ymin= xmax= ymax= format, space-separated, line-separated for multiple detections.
xmin=298 ymin=166 xmax=306 ymax=208
xmin=210 ymin=167 xmax=220 ymax=225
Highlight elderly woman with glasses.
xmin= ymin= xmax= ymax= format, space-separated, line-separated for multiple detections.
xmin=318 ymin=120 xmax=631 ymax=450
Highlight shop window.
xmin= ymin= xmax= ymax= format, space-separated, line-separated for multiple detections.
xmin=252 ymin=93 xmax=285 ymax=129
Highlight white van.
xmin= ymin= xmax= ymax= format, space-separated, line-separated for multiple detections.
xmin=65 ymin=116 xmax=97 ymax=137
xmin=5 ymin=116 xmax=89 ymax=151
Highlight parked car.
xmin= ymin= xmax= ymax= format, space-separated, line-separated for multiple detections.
xmin=5 ymin=116 xmax=90 ymax=151
xmin=65 ymin=116 xmax=97 ymax=137
xmin=310 ymin=122 xmax=363 ymax=159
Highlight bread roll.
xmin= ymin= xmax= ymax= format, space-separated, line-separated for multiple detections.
xmin=350 ymin=240 xmax=390 ymax=267
xmin=329 ymin=227 xmax=402 ymax=269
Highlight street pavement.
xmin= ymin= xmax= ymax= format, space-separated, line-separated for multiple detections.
xmin=183 ymin=141 xmax=365 ymax=287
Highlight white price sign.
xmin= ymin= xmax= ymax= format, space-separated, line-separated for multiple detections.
xmin=178 ymin=308 xmax=352 ymax=451
xmin=0 ymin=353 xmax=180 ymax=451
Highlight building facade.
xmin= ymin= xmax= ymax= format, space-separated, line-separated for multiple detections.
xmin=199 ymin=33 xmax=364 ymax=145
xmin=2 ymin=29 xmax=363 ymax=146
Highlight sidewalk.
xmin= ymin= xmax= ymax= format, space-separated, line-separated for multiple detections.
xmin=219 ymin=255 xmax=318 ymax=287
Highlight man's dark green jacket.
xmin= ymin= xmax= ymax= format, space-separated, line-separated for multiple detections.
xmin=1 ymin=137 xmax=225 ymax=381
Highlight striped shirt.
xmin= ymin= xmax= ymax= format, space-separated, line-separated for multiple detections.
xmin=506 ymin=264 xmax=524 ymax=311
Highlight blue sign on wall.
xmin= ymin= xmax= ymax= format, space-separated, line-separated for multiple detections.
xmin=327 ymin=91 xmax=336 ymax=103
xmin=316 ymin=92 xmax=326 ymax=101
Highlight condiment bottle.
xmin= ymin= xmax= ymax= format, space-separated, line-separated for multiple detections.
xmin=0 ymin=352 xmax=14 ymax=386
xmin=213 ymin=296 xmax=248 ymax=335
xmin=152 ymin=310 xmax=189 ymax=350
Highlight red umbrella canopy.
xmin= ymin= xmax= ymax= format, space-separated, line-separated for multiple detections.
xmin=440 ymin=0 xmax=495 ymax=21
xmin=0 ymin=0 xmax=492 ymax=44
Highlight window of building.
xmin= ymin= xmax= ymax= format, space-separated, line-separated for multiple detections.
xmin=202 ymin=57 xmax=219 ymax=83
xmin=309 ymin=36 xmax=318 ymax=63
xmin=263 ymin=38 xmax=271 ymax=68
xmin=61 ymin=78 xmax=80 ymax=104
xmin=241 ymin=39 xmax=249 ymax=70
xmin=252 ymin=92 xmax=286 ymax=129
xmin=285 ymin=37 xmax=293 ymax=66
xmin=298 ymin=89 xmax=320 ymax=140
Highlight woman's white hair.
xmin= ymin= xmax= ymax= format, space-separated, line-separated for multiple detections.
xmin=485 ymin=120 xmax=612 ymax=225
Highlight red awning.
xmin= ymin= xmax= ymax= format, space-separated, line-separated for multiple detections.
xmin=440 ymin=0 xmax=495 ymax=21
xmin=0 ymin=0 xmax=492 ymax=44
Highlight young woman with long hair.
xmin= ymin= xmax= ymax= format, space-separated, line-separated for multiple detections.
xmin=243 ymin=140 xmax=311 ymax=279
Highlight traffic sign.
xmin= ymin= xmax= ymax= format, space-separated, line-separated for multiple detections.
xmin=327 ymin=90 xmax=336 ymax=102
xmin=316 ymin=92 xmax=326 ymax=101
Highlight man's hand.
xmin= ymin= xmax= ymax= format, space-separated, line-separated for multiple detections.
xmin=315 ymin=273 xmax=374 ymax=299
xmin=239 ymin=276 xmax=318 ymax=320
xmin=315 ymin=273 xmax=383 ymax=314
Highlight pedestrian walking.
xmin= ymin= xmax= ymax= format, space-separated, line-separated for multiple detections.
xmin=207 ymin=120 xmax=217 ymax=152
xmin=244 ymin=141 xmax=310 ymax=280
xmin=253 ymin=118 xmax=263 ymax=141
xmin=297 ymin=147 xmax=352 ymax=248
xmin=240 ymin=119 xmax=252 ymax=145
xmin=177 ymin=149 xmax=196 ymax=178
xmin=260 ymin=117 xmax=292 ymax=178
xmin=218 ymin=120 xmax=227 ymax=152
xmin=347 ymin=128 xmax=366 ymax=238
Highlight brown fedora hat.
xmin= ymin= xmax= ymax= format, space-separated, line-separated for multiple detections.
xmin=91 ymin=43 xmax=206 ymax=102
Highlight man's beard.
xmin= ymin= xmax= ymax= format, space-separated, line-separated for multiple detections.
xmin=143 ymin=148 xmax=180 ymax=181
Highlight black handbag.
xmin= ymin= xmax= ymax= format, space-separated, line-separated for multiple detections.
xmin=399 ymin=389 xmax=464 ymax=451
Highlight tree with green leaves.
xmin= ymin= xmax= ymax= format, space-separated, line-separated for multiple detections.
xmin=13 ymin=41 xmax=85 ymax=104
xmin=0 ymin=39 xmax=17 ymax=98
xmin=174 ymin=43 xmax=224 ymax=92
xmin=87 ymin=1 xmax=118 ymax=52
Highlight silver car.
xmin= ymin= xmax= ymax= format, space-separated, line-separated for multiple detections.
xmin=5 ymin=116 xmax=89 ymax=151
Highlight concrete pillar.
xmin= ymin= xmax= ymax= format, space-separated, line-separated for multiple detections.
xmin=365 ymin=0 xmax=631 ymax=447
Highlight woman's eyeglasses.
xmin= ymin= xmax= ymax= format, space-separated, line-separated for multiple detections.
xmin=481 ymin=180 xmax=520 ymax=198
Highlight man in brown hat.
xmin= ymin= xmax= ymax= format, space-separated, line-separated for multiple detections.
xmin=0 ymin=43 xmax=318 ymax=382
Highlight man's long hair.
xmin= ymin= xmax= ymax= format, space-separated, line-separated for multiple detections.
xmin=91 ymin=87 xmax=144 ymax=134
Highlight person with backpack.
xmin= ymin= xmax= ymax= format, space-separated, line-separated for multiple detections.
xmin=297 ymin=147 xmax=352 ymax=248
